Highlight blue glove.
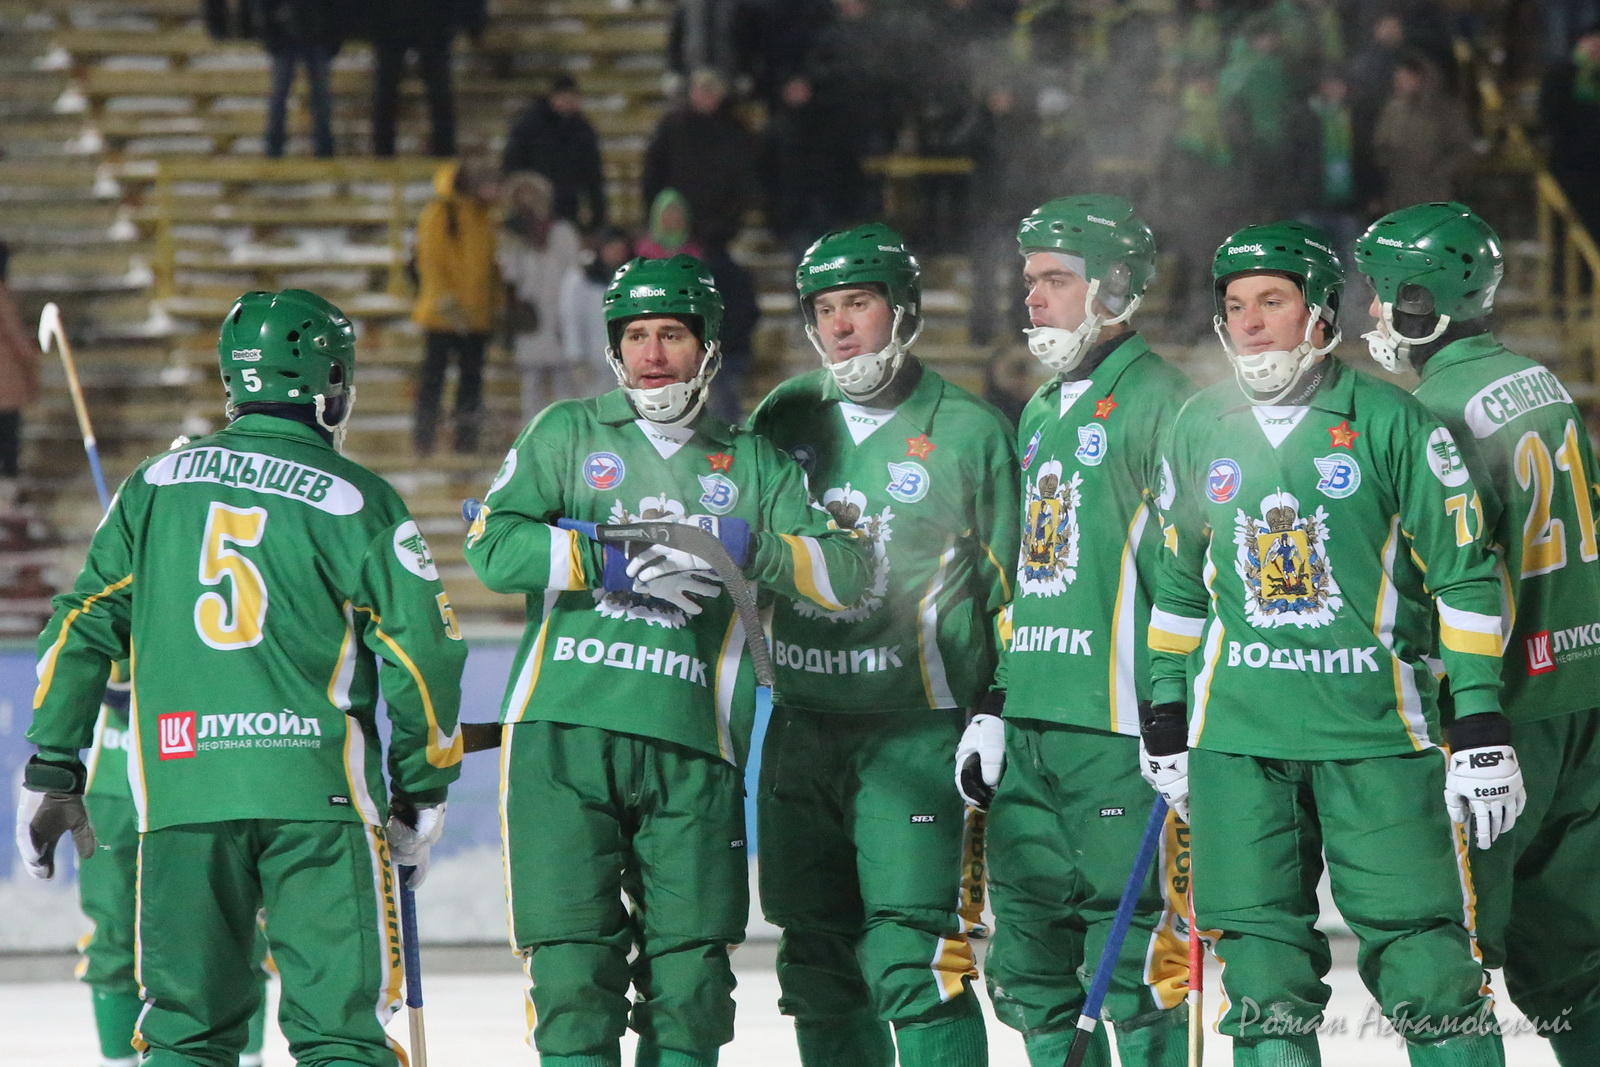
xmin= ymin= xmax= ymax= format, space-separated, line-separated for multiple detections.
xmin=557 ymin=518 xmax=637 ymax=593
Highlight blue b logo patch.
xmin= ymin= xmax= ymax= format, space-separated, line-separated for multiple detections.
xmin=1075 ymin=424 xmax=1108 ymax=467
xmin=583 ymin=452 xmax=626 ymax=490
xmin=698 ymin=473 xmax=739 ymax=515
xmin=1313 ymin=454 xmax=1361 ymax=499
xmin=886 ymin=461 xmax=930 ymax=503
xmin=1206 ymin=458 xmax=1242 ymax=503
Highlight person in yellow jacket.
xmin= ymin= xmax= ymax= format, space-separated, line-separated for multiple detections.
xmin=413 ymin=157 xmax=503 ymax=455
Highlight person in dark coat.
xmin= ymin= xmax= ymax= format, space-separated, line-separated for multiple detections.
xmin=502 ymin=74 xmax=607 ymax=232
xmin=640 ymin=69 xmax=757 ymax=254
xmin=368 ymin=0 xmax=488 ymax=158
xmin=255 ymin=0 xmax=343 ymax=157
xmin=761 ymin=75 xmax=867 ymax=260
xmin=1539 ymin=22 xmax=1600 ymax=237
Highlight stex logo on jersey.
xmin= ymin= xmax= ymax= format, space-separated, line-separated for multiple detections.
xmin=1019 ymin=459 xmax=1083 ymax=596
xmin=1022 ymin=429 xmax=1041 ymax=472
xmin=583 ymin=452 xmax=627 ymax=491
xmin=697 ymin=473 xmax=739 ymax=515
xmin=1426 ymin=428 xmax=1470 ymax=487
xmin=1312 ymin=455 xmax=1361 ymax=499
xmin=1075 ymin=424 xmax=1108 ymax=467
xmin=1206 ymin=458 xmax=1242 ymax=503
xmin=886 ymin=461 xmax=930 ymax=503
xmin=795 ymin=484 xmax=892 ymax=623
xmin=158 ymin=711 xmax=197 ymax=760
xmin=1235 ymin=491 xmax=1343 ymax=628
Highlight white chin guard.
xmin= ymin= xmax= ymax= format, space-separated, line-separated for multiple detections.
xmin=314 ymin=387 xmax=356 ymax=453
xmin=612 ymin=343 xmax=722 ymax=427
xmin=1363 ymin=303 xmax=1452 ymax=373
xmin=1023 ymin=280 xmax=1140 ymax=376
xmin=809 ymin=306 xmax=922 ymax=401
xmin=1217 ymin=308 xmax=1341 ymax=405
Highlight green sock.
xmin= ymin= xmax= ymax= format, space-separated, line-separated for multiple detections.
xmin=90 ymin=986 xmax=143 ymax=1063
xmin=795 ymin=1012 xmax=894 ymax=1067
xmin=1549 ymin=1004 xmax=1600 ymax=1067
xmin=542 ymin=1054 xmax=623 ymax=1067
xmin=1404 ymin=1033 xmax=1504 ymax=1067
xmin=634 ymin=1041 xmax=718 ymax=1067
xmin=1023 ymin=1024 xmax=1110 ymax=1067
xmin=1116 ymin=1004 xmax=1191 ymax=1067
xmin=892 ymin=994 xmax=988 ymax=1067
xmin=1233 ymin=1035 xmax=1321 ymax=1067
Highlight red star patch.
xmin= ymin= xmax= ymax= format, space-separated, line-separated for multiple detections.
xmin=707 ymin=452 xmax=733 ymax=472
xmin=906 ymin=434 xmax=936 ymax=459
xmin=1328 ymin=420 xmax=1359 ymax=449
xmin=1094 ymin=395 xmax=1118 ymax=419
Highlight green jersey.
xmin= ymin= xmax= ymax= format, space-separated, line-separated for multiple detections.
xmin=997 ymin=334 xmax=1193 ymax=735
xmin=750 ymin=361 xmax=1019 ymax=714
xmin=1148 ymin=360 xmax=1505 ymax=759
xmin=30 ymin=414 xmax=466 ymax=832
xmin=464 ymin=390 xmax=868 ymax=765
xmin=1412 ymin=335 xmax=1600 ymax=723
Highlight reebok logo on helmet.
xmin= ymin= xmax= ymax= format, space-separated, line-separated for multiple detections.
xmin=808 ymin=258 xmax=848 ymax=274
xmin=1305 ymin=238 xmax=1335 ymax=255
xmin=1377 ymin=236 xmax=1404 ymax=247
xmin=630 ymin=286 xmax=667 ymax=298
xmin=1086 ymin=215 xmax=1115 ymax=226
xmin=1228 ymin=244 xmax=1265 ymax=255
xmin=232 ymin=349 xmax=263 ymax=362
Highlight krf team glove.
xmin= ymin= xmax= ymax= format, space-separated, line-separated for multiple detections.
xmin=387 ymin=797 xmax=447 ymax=888
xmin=633 ymin=568 xmax=721 ymax=616
xmin=15 ymin=756 xmax=96 ymax=880
xmin=1138 ymin=701 xmax=1190 ymax=822
xmin=1443 ymin=713 xmax=1525 ymax=850
xmin=955 ymin=712 xmax=1005 ymax=811
xmin=623 ymin=516 xmax=752 ymax=585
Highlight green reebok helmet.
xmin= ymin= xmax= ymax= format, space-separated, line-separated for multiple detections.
xmin=1212 ymin=220 xmax=1344 ymax=322
xmin=601 ymin=255 xmax=724 ymax=426
xmin=217 ymin=289 xmax=356 ymax=411
xmin=1017 ymin=194 xmax=1157 ymax=302
xmin=602 ymin=254 xmax=723 ymax=350
xmin=1354 ymin=201 xmax=1503 ymax=322
xmin=796 ymin=224 xmax=921 ymax=328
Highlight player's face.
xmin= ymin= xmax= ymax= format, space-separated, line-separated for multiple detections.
xmin=618 ymin=316 xmax=702 ymax=387
xmin=1223 ymin=274 xmax=1318 ymax=353
xmin=1023 ymin=252 xmax=1091 ymax=331
xmin=812 ymin=287 xmax=893 ymax=363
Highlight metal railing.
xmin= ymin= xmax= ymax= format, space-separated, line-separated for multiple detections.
xmin=1533 ymin=171 xmax=1600 ymax=394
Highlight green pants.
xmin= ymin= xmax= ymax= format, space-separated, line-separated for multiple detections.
xmin=501 ymin=722 xmax=748 ymax=1060
xmin=757 ymin=707 xmax=985 ymax=1034
xmin=135 ymin=819 xmax=403 ymax=1067
xmin=1472 ymin=707 xmax=1600 ymax=1040
xmin=984 ymin=722 xmax=1190 ymax=1066
xmin=1190 ymin=749 xmax=1498 ymax=1050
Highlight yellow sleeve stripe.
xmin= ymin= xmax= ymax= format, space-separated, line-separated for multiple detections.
xmin=1439 ymin=623 xmax=1503 ymax=658
xmin=34 ymin=574 xmax=134 ymax=709
xmin=996 ymin=604 xmax=1013 ymax=646
xmin=354 ymin=604 xmax=464 ymax=769
xmin=1148 ymin=608 xmax=1205 ymax=655
xmin=981 ymin=540 xmax=1013 ymax=603
xmin=1149 ymin=627 xmax=1203 ymax=655
xmin=549 ymin=526 xmax=588 ymax=592
xmin=780 ymin=533 xmax=845 ymax=611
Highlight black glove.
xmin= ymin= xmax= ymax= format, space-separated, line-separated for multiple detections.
xmin=15 ymin=756 xmax=96 ymax=880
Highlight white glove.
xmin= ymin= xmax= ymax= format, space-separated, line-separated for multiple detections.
xmin=627 ymin=543 xmax=718 ymax=586
xmin=1142 ymin=747 xmax=1190 ymax=823
xmin=954 ymin=714 xmax=1005 ymax=810
xmin=1444 ymin=745 xmax=1526 ymax=850
xmin=386 ymin=801 xmax=446 ymax=888
xmin=15 ymin=786 xmax=96 ymax=880
xmin=633 ymin=569 xmax=720 ymax=615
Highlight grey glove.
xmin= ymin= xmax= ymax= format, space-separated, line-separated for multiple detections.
xmin=15 ymin=757 xmax=96 ymax=880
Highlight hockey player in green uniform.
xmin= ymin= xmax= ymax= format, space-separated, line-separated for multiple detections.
xmin=464 ymin=254 xmax=868 ymax=1067
xmin=953 ymin=195 xmax=1193 ymax=1067
xmin=17 ymin=288 xmax=466 ymax=1067
xmin=749 ymin=224 xmax=1019 ymax=1067
xmin=1144 ymin=223 xmax=1518 ymax=1066
xmin=1356 ymin=201 xmax=1600 ymax=1063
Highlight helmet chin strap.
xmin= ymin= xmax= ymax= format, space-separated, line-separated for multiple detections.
xmin=1362 ymin=302 xmax=1452 ymax=373
xmin=611 ymin=343 xmax=722 ymax=427
xmin=808 ymin=306 xmax=922 ymax=401
xmin=314 ymin=387 xmax=356 ymax=453
xmin=1216 ymin=308 xmax=1341 ymax=406
xmin=1022 ymin=279 xmax=1140 ymax=376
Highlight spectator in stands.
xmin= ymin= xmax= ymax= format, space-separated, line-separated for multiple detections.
xmin=761 ymin=75 xmax=865 ymax=261
xmin=805 ymin=0 xmax=904 ymax=160
xmin=1372 ymin=52 xmax=1475 ymax=211
xmin=703 ymin=247 xmax=760 ymax=422
xmin=1539 ymin=22 xmax=1600 ymax=236
xmin=370 ymin=0 xmax=487 ymax=158
xmin=256 ymin=0 xmax=342 ymax=158
xmin=636 ymin=188 xmax=704 ymax=260
xmin=641 ymin=69 xmax=757 ymax=254
xmin=746 ymin=0 xmax=836 ymax=108
xmin=0 ymin=242 xmax=37 ymax=496
xmin=668 ymin=0 xmax=763 ymax=93
xmin=499 ymin=172 xmax=584 ymax=421
xmin=558 ymin=226 xmax=634 ymax=369
xmin=967 ymin=79 xmax=1050 ymax=346
xmin=1218 ymin=16 xmax=1305 ymax=215
xmin=502 ymin=74 xmax=608 ymax=232
xmin=412 ymin=158 xmax=501 ymax=456
xmin=1304 ymin=71 xmax=1361 ymax=263
xmin=1348 ymin=10 xmax=1407 ymax=209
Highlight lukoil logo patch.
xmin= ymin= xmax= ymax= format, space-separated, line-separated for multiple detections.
xmin=159 ymin=711 xmax=197 ymax=759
